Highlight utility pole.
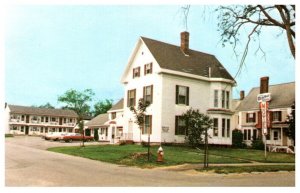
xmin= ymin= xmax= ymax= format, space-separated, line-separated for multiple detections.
xmin=203 ymin=125 xmax=209 ymax=168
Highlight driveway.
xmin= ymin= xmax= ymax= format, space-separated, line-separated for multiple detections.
xmin=5 ymin=136 xmax=295 ymax=187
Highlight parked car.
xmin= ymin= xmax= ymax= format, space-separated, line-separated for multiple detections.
xmin=61 ymin=133 xmax=94 ymax=142
xmin=45 ymin=132 xmax=67 ymax=141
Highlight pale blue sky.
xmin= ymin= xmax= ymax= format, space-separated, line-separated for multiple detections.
xmin=5 ymin=5 xmax=295 ymax=108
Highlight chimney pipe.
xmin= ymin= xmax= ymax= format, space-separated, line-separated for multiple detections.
xmin=260 ymin=76 xmax=269 ymax=94
xmin=240 ymin=90 xmax=245 ymax=100
xmin=180 ymin=31 xmax=189 ymax=55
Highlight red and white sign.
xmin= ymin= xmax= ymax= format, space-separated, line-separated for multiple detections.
xmin=257 ymin=93 xmax=271 ymax=102
xmin=260 ymin=101 xmax=268 ymax=134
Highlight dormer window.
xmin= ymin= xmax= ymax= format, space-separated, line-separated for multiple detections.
xmin=144 ymin=63 xmax=153 ymax=75
xmin=133 ymin=67 xmax=140 ymax=78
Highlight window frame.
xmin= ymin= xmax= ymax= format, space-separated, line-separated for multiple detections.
xmin=213 ymin=118 xmax=218 ymax=137
xmin=143 ymin=85 xmax=153 ymax=104
xmin=144 ymin=63 xmax=153 ymax=75
xmin=127 ymin=89 xmax=136 ymax=107
xmin=142 ymin=115 xmax=152 ymax=135
xmin=175 ymin=116 xmax=187 ymax=135
xmin=176 ymin=85 xmax=189 ymax=105
xmin=214 ymin=90 xmax=218 ymax=108
xmin=132 ymin=67 xmax=140 ymax=78
xmin=246 ymin=112 xmax=256 ymax=123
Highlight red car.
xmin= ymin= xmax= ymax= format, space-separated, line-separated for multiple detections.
xmin=61 ymin=133 xmax=94 ymax=143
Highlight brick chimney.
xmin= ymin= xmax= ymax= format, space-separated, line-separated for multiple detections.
xmin=240 ymin=90 xmax=245 ymax=100
xmin=180 ymin=31 xmax=189 ymax=55
xmin=260 ymin=76 xmax=269 ymax=94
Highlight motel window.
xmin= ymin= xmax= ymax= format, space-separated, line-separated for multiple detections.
xmin=222 ymin=118 xmax=226 ymax=137
xmin=127 ymin=89 xmax=136 ymax=107
xmin=144 ymin=63 xmax=153 ymax=75
xmin=272 ymin=111 xmax=282 ymax=122
xmin=143 ymin=85 xmax=153 ymax=104
xmin=45 ymin=117 xmax=49 ymax=122
xmin=213 ymin=118 xmax=218 ymax=137
xmin=64 ymin=118 xmax=67 ymax=123
xmin=21 ymin=126 xmax=24 ymax=132
xmin=176 ymin=85 xmax=189 ymax=105
xmin=68 ymin=128 xmax=72 ymax=133
xmin=59 ymin=128 xmax=62 ymax=132
xmin=21 ymin=115 xmax=25 ymax=121
xmin=246 ymin=112 xmax=256 ymax=123
xmin=226 ymin=119 xmax=230 ymax=138
xmin=221 ymin=90 xmax=225 ymax=108
xmin=69 ymin=118 xmax=73 ymax=123
xmin=32 ymin=116 xmax=38 ymax=121
xmin=226 ymin=91 xmax=230 ymax=109
xmin=142 ymin=115 xmax=152 ymax=135
xmin=41 ymin=117 xmax=44 ymax=122
xmin=133 ymin=67 xmax=140 ymax=78
xmin=51 ymin=117 xmax=56 ymax=122
xmin=45 ymin=128 xmax=48 ymax=133
xmin=175 ymin=116 xmax=187 ymax=135
xmin=12 ymin=126 xmax=18 ymax=130
xmin=214 ymin=90 xmax=218 ymax=108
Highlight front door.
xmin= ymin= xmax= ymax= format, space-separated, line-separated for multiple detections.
xmin=282 ymin=129 xmax=288 ymax=146
xmin=25 ymin=126 xmax=29 ymax=135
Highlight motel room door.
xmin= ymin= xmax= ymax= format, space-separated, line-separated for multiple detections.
xmin=25 ymin=126 xmax=29 ymax=135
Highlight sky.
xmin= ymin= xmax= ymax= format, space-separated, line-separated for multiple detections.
xmin=4 ymin=4 xmax=295 ymax=109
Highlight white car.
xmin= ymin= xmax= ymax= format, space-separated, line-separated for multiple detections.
xmin=44 ymin=132 xmax=67 ymax=141
xmin=58 ymin=133 xmax=77 ymax=140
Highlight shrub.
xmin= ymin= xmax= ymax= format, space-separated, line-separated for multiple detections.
xmin=119 ymin=140 xmax=126 ymax=146
xmin=251 ymin=139 xmax=264 ymax=150
xmin=5 ymin=134 xmax=14 ymax=138
xmin=141 ymin=141 xmax=149 ymax=147
xmin=232 ymin=129 xmax=246 ymax=148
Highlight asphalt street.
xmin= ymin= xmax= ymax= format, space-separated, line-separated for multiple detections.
xmin=5 ymin=136 xmax=295 ymax=187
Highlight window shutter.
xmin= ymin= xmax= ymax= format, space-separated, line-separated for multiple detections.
xmin=175 ymin=116 xmax=178 ymax=135
xmin=246 ymin=113 xmax=249 ymax=123
xmin=186 ymin=87 xmax=189 ymax=105
xmin=151 ymin=85 xmax=153 ymax=104
xmin=144 ymin=64 xmax=146 ymax=75
xmin=176 ymin=85 xmax=179 ymax=104
xmin=138 ymin=67 xmax=140 ymax=77
xmin=257 ymin=111 xmax=262 ymax=128
xmin=150 ymin=62 xmax=153 ymax=74
xmin=127 ymin=90 xmax=130 ymax=107
xmin=143 ymin=86 xmax=146 ymax=102
xmin=254 ymin=112 xmax=256 ymax=122
xmin=133 ymin=89 xmax=136 ymax=106
xmin=279 ymin=111 xmax=282 ymax=122
xmin=268 ymin=111 xmax=273 ymax=128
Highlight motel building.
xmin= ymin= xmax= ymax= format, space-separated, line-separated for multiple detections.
xmin=4 ymin=104 xmax=78 ymax=136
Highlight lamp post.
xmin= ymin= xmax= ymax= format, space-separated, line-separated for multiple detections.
xmin=203 ymin=124 xmax=209 ymax=168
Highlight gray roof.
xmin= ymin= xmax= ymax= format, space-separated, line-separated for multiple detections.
xmin=8 ymin=105 xmax=78 ymax=117
xmin=141 ymin=37 xmax=235 ymax=82
xmin=85 ymin=113 xmax=109 ymax=127
xmin=236 ymin=82 xmax=295 ymax=111
xmin=108 ymin=98 xmax=124 ymax=111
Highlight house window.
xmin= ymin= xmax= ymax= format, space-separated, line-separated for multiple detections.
xmin=246 ymin=112 xmax=256 ymax=123
xmin=272 ymin=111 xmax=282 ymax=122
xmin=273 ymin=130 xmax=281 ymax=140
xmin=142 ymin=115 xmax=152 ymax=135
xmin=213 ymin=118 xmax=218 ymax=137
xmin=222 ymin=90 xmax=225 ymax=108
xmin=143 ymin=85 xmax=153 ymax=104
xmin=243 ymin=129 xmax=251 ymax=140
xmin=111 ymin=112 xmax=116 ymax=119
xmin=132 ymin=67 xmax=140 ymax=78
xmin=214 ymin=90 xmax=218 ymax=107
xmin=226 ymin=91 xmax=230 ymax=109
xmin=175 ymin=116 xmax=187 ymax=135
xmin=144 ymin=63 xmax=153 ymax=75
xmin=127 ymin=89 xmax=136 ymax=107
xmin=222 ymin=118 xmax=226 ymax=137
xmin=253 ymin=129 xmax=257 ymax=140
xmin=226 ymin=119 xmax=230 ymax=138
xmin=176 ymin=85 xmax=189 ymax=105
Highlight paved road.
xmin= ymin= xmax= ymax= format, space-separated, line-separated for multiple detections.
xmin=5 ymin=136 xmax=295 ymax=187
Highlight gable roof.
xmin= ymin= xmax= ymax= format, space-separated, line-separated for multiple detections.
xmin=85 ymin=113 xmax=109 ymax=127
xmin=140 ymin=36 xmax=235 ymax=82
xmin=236 ymin=82 xmax=295 ymax=111
xmin=108 ymin=98 xmax=124 ymax=111
xmin=8 ymin=105 xmax=78 ymax=117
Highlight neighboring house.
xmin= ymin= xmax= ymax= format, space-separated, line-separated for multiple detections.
xmin=120 ymin=31 xmax=236 ymax=145
xmin=235 ymin=77 xmax=295 ymax=147
xmin=5 ymin=104 xmax=78 ymax=136
xmin=86 ymin=98 xmax=125 ymax=143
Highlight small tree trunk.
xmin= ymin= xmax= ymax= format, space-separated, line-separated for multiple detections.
xmin=148 ymin=132 xmax=150 ymax=161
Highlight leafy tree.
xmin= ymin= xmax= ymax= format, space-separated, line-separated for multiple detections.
xmin=182 ymin=108 xmax=213 ymax=148
xmin=58 ymin=89 xmax=95 ymax=147
xmin=232 ymin=129 xmax=246 ymax=148
xmin=286 ymin=103 xmax=295 ymax=146
xmin=93 ymin=99 xmax=113 ymax=117
xmin=130 ymin=98 xmax=150 ymax=160
xmin=216 ymin=5 xmax=295 ymax=72
xmin=38 ymin=102 xmax=55 ymax=109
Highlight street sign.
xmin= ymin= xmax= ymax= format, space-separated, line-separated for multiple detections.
xmin=257 ymin=93 xmax=271 ymax=102
xmin=260 ymin=101 xmax=268 ymax=135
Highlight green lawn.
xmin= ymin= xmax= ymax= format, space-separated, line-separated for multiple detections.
xmin=48 ymin=144 xmax=295 ymax=169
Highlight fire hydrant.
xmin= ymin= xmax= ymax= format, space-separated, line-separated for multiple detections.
xmin=157 ymin=146 xmax=164 ymax=162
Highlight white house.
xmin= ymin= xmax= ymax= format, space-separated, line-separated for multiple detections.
xmin=235 ymin=77 xmax=295 ymax=148
xmin=4 ymin=104 xmax=78 ymax=136
xmin=120 ymin=32 xmax=236 ymax=145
